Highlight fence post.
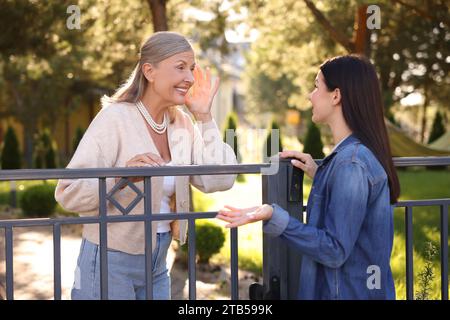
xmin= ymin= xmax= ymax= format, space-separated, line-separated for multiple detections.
xmin=258 ymin=158 xmax=304 ymax=300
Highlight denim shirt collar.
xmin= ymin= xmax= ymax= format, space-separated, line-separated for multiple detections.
xmin=319 ymin=133 xmax=360 ymax=167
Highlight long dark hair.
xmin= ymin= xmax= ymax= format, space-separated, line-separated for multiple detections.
xmin=320 ymin=55 xmax=400 ymax=204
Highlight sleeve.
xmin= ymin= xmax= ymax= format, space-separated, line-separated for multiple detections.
xmin=189 ymin=118 xmax=237 ymax=193
xmin=54 ymin=132 xmax=118 ymax=215
xmin=263 ymin=162 xmax=369 ymax=268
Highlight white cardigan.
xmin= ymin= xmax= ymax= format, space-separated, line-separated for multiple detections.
xmin=55 ymin=102 xmax=237 ymax=254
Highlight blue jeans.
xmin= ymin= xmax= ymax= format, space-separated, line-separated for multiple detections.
xmin=71 ymin=232 xmax=172 ymax=300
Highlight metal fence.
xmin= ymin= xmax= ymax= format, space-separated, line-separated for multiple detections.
xmin=0 ymin=157 xmax=449 ymax=300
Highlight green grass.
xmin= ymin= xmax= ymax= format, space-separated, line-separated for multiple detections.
xmin=392 ymin=169 xmax=450 ymax=300
xmin=192 ymin=169 xmax=450 ymax=299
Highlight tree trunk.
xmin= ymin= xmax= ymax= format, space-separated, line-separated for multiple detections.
xmin=303 ymin=0 xmax=354 ymax=53
xmin=64 ymin=110 xmax=70 ymax=162
xmin=23 ymin=121 xmax=36 ymax=168
xmin=353 ymin=4 xmax=371 ymax=57
xmin=421 ymin=91 xmax=429 ymax=143
xmin=0 ymin=122 xmax=3 ymax=145
xmin=147 ymin=0 xmax=168 ymax=32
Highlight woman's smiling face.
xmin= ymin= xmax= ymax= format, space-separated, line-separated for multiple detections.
xmin=149 ymin=50 xmax=196 ymax=106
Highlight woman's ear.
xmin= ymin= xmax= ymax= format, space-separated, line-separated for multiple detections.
xmin=142 ymin=63 xmax=155 ymax=83
xmin=332 ymin=88 xmax=342 ymax=106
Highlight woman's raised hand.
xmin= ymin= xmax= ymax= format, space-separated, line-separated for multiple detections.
xmin=216 ymin=204 xmax=273 ymax=228
xmin=185 ymin=65 xmax=219 ymax=122
xmin=279 ymin=150 xmax=318 ymax=179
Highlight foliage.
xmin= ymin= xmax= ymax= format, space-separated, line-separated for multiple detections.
xmin=72 ymin=126 xmax=85 ymax=155
xmin=33 ymin=129 xmax=58 ymax=169
xmin=415 ymin=241 xmax=437 ymax=300
xmin=428 ymin=111 xmax=446 ymax=144
xmin=263 ymin=120 xmax=283 ymax=162
xmin=240 ymin=0 xmax=449 ymax=117
xmin=1 ymin=126 xmax=21 ymax=169
xmin=182 ymin=220 xmax=226 ymax=264
xmin=302 ymin=121 xmax=325 ymax=159
xmin=223 ymin=112 xmax=245 ymax=181
xmin=20 ymin=183 xmax=57 ymax=217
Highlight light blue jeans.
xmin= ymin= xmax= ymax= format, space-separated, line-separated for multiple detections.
xmin=71 ymin=232 xmax=172 ymax=300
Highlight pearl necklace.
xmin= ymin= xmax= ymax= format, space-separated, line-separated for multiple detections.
xmin=136 ymin=100 xmax=168 ymax=135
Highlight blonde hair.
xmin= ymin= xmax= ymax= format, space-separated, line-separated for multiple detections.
xmin=102 ymin=32 xmax=193 ymax=122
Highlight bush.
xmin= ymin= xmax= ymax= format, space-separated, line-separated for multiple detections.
xmin=303 ymin=121 xmax=325 ymax=159
xmin=73 ymin=127 xmax=85 ymax=154
xmin=33 ymin=129 xmax=58 ymax=169
xmin=223 ymin=112 xmax=245 ymax=182
xmin=1 ymin=126 xmax=21 ymax=169
xmin=263 ymin=120 xmax=283 ymax=162
xmin=428 ymin=111 xmax=446 ymax=144
xmin=20 ymin=183 xmax=57 ymax=217
xmin=182 ymin=221 xmax=226 ymax=264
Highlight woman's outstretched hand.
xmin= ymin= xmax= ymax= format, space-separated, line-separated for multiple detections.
xmin=185 ymin=65 xmax=219 ymax=122
xmin=279 ymin=150 xmax=318 ymax=179
xmin=216 ymin=204 xmax=273 ymax=228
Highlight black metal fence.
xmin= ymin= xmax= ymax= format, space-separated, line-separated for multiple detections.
xmin=0 ymin=157 xmax=449 ymax=300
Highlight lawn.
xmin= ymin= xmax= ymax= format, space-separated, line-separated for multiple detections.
xmin=192 ymin=169 xmax=450 ymax=300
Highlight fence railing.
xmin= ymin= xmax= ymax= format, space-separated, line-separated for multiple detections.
xmin=0 ymin=157 xmax=449 ymax=300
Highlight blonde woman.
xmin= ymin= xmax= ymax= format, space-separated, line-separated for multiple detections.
xmin=55 ymin=32 xmax=237 ymax=300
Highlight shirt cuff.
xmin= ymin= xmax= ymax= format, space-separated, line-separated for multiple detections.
xmin=263 ymin=203 xmax=290 ymax=237
xmin=197 ymin=118 xmax=218 ymax=134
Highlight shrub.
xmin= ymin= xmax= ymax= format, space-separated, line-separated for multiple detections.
xmin=33 ymin=129 xmax=58 ymax=169
xmin=428 ymin=111 xmax=446 ymax=144
xmin=263 ymin=120 xmax=283 ymax=162
xmin=1 ymin=126 xmax=21 ymax=169
xmin=223 ymin=112 xmax=245 ymax=182
xmin=20 ymin=183 xmax=57 ymax=217
xmin=73 ymin=127 xmax=85 ymax=154
xmin=415 ymin=241 xmax=437 ymax=300
xmin=303 ymin=121 xmax=325 ymax=159
xmin=182 ymin=221 xmax=226 ymax=264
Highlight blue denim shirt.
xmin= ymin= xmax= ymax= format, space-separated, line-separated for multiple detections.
xmin=264 ymin=134 xmax=395 ymax=300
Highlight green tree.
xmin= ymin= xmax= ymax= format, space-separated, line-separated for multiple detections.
xmin=428 ymin=111 xmax=446 ymax=144
xmin=0 ymin=126 xmax=21 ymax=208
xmin=240 ymin=0 xmax=449 ymax=123
xmin=223 ymin=112 xmax=240 ymax=161
xmin=223 ymin=112 xmax=244 ymax=182
xmin=263 ymin=120 xmax=283 ymax=162
xmin=303 ymin=121 xmax=325 ymax=159
xmin=1 ymin=126 xmax=21 ymax=169
xmin=72 ymin=127 xmax=85 ymax=155
xmin=34 ymin=129 xmax=58 ymax=169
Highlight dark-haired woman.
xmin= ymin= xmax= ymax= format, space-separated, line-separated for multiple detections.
xmin=217 ymin=55 xmax=400 ymax=300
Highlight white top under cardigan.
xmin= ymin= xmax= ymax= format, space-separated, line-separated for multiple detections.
xmin=55 ymin=102 xmax=237 ymax=254
xmin=158 ymin=161 xmax=175 ymax=233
